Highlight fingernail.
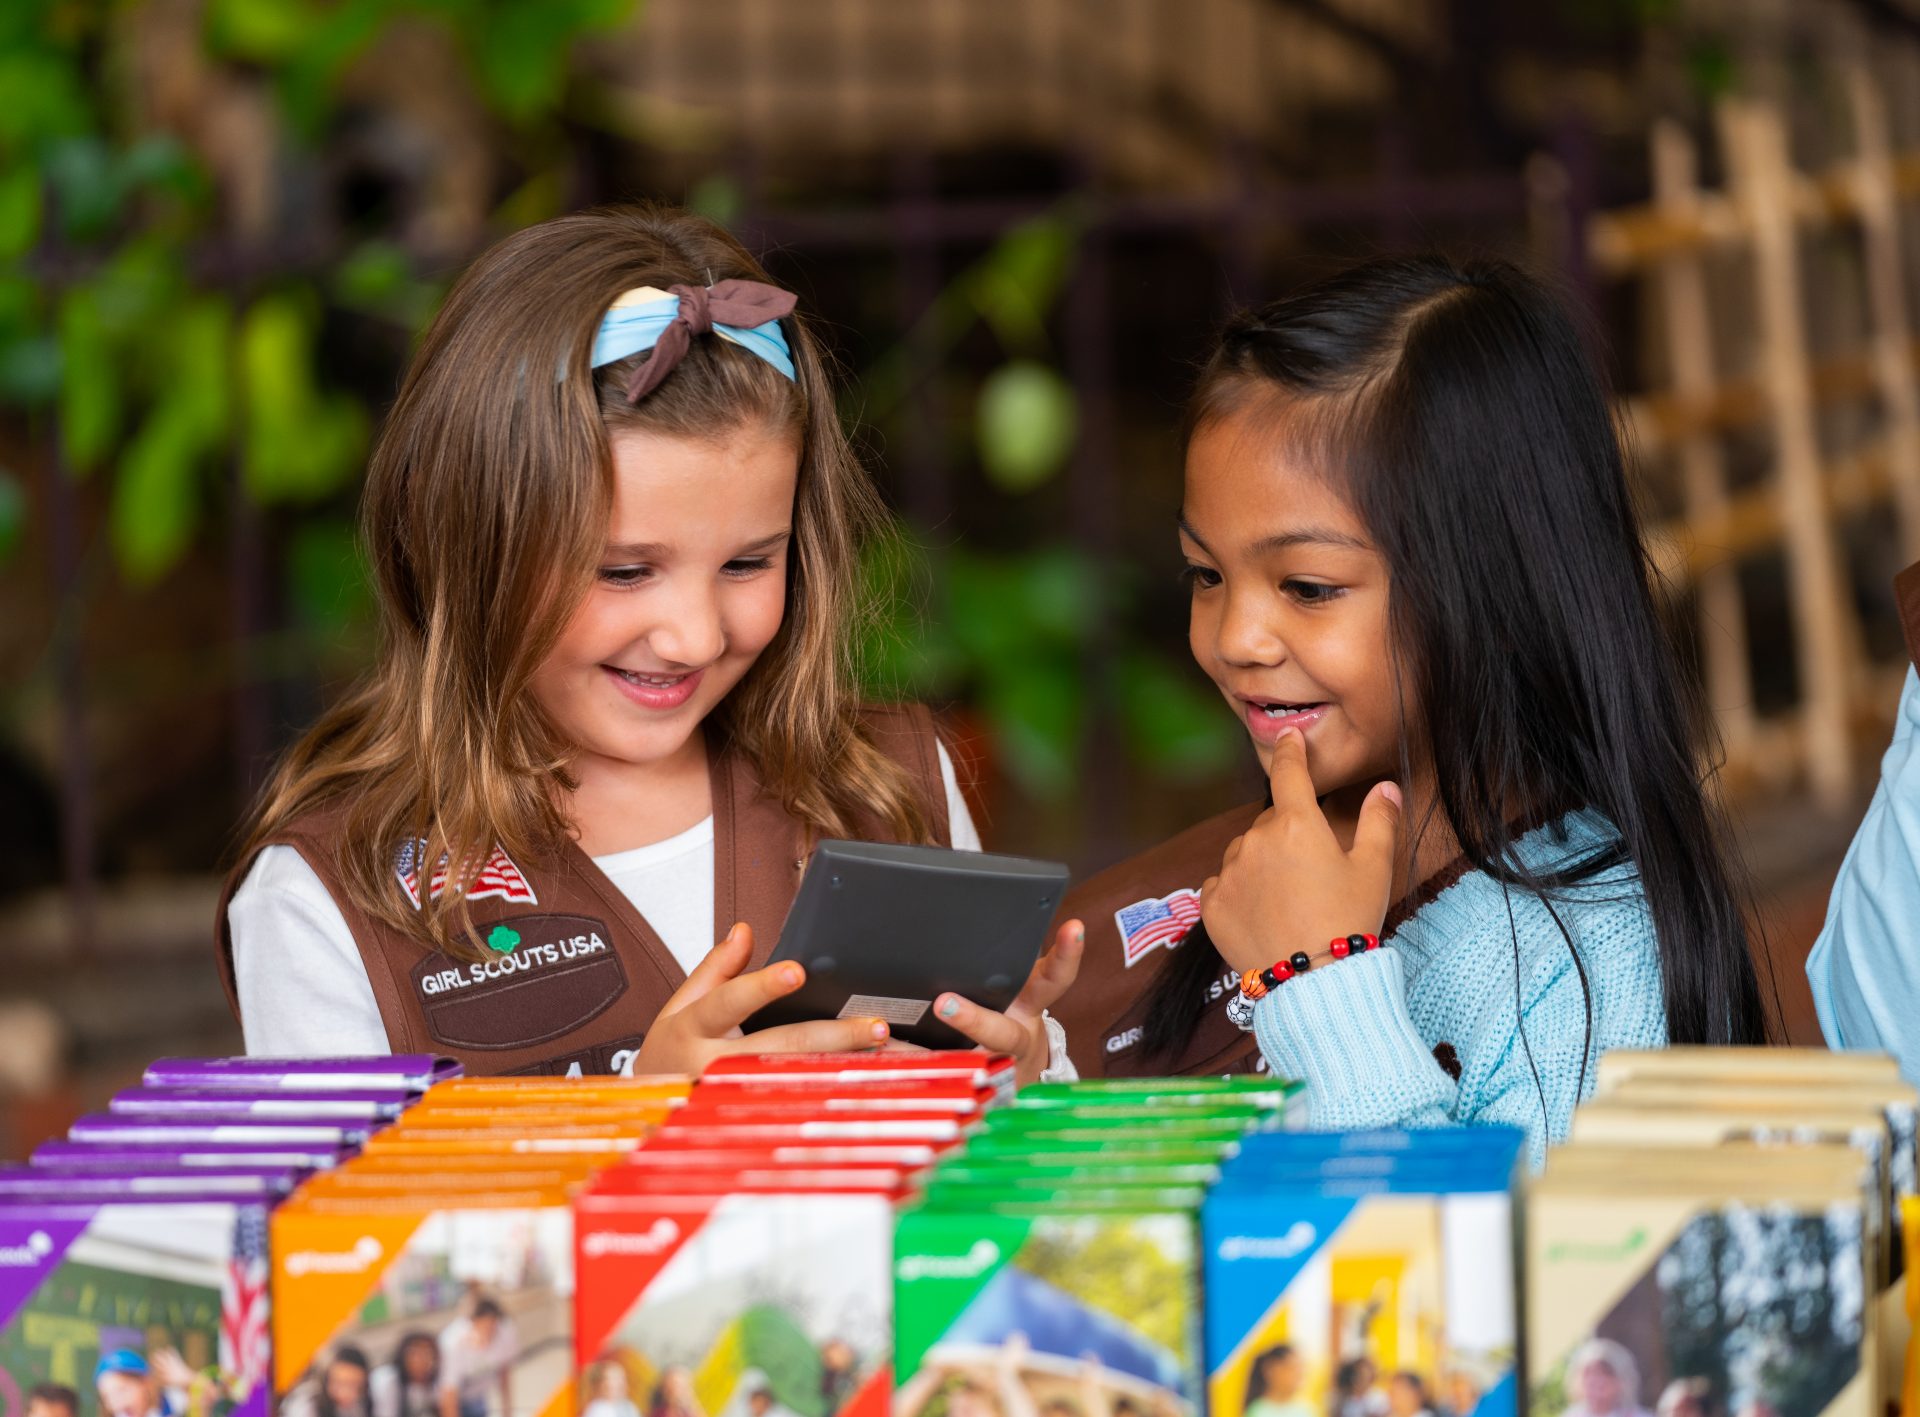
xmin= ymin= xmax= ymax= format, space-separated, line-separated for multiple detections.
xmin=1381 ymin=781 xmax=1403 ymax=806
xmin=1278 ymin=726 xmax=1300 ymax=741
xmin=937 ymin=997 xmax=960 ymax=1019
xmin=1073 ymin=923 xmax=1086 ymax=944
xmin=781 ymin=963 xmax=803 ymax=987
xmin=871 ymin=1021 xmax=889 ymax=1040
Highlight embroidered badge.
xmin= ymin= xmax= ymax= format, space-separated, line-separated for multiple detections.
xmin=394 ymin=839 xmax=538 ymax=909
xmin=1114 ymin=888 xmax=1201 ymax=968
xmin=409 ymin=913 xmax=628 ymax=1052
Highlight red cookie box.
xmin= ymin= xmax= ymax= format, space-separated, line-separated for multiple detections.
xmin=616 ymin=1142 xmax=943 ymax=1172
xmin=657 ymin=1108 xmax=976 ymax=1144
xmin=679 ymin=1078 xmax=999 ymax=1116
xmin=573 ymin=1169 xmax=900 ymax=1417
xmin=697 ymin=1049 xmax=1015 ymax=1097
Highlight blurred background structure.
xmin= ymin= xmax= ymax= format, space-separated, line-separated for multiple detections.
xmin=5 ymin=0 xmax=1920 ymax=1148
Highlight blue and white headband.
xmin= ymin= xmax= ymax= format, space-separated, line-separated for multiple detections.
xmin=592 ymin=281 xmax=797 ymax=402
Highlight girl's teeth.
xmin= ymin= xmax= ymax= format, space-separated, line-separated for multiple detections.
xmin=618 ymin=670 xmax=683 ymax=687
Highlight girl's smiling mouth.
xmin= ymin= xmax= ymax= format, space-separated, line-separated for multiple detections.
xmin=604 ymin=664 xmax=704 ymax=710
xmin=1236 ymin=695 xmax=1329 ymax=742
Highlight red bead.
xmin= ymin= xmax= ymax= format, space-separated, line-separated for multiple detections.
xmin=1364 ymin=933 xmax=1380 ymax=951
xmin=1271 ymin=961 xmax=1295 ymax=983
xmin=1330 ymin=938 xmax=1351 ymax=959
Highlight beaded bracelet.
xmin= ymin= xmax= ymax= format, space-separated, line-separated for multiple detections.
xmin=1227 ymin=933 xmax=1382 ymax=1030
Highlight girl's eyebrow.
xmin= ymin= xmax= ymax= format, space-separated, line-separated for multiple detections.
xmin=1177 ymin=515 xmax=1370 ymax=555
xmin=602 ymin=530 xmax=792 ymax=561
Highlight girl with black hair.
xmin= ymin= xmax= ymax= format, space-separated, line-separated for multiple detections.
xmin=1052 ymin=253 xmax=1767 ymax=1164
xmin=371 ymin=1334 xmax=440 ymax=1417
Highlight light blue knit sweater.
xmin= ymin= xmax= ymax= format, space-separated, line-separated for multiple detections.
xmin=1251 ymin=809 xmax=1668 ymax=1169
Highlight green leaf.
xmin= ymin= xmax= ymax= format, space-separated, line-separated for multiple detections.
xmin=170 ymin=295 xmax=234 ymax=443
xmin=1007 ymin=547 xmax=1103 ymax=640
xmin=947 ymin=554 xmax=1038 ymax=664
xmin=1686 ymin=37 xmax=1736 ymax=98
xmin=688 ymin=173 xmax=742 ymax=225
xmin=0 ymin=163 xmax=42 ymax=261
xmin=968 ymin=212 xmax=1076 ymax=352
xmin=206 ymin=0 xmax=322 ymax=61
xmin=975 ymin=359 xmax=1076 ymax=493
xmin=110 ymin=400 xmax=204 ymax=583
xmin=468 ymin=3 xmax=575 ymax=123
xmin=288 ymin=516 xmax=375 ymax=636
xmin=240 ymin=292 xmax=367 ymax=502
xmin=494 ymin=167 xmax=564 ymax=231
xmin=333 ymin=239 xmax=443 ymax=329
xmin=0 ymin=53 xmax=93 ymax=155
xmin=0 ymin=273 xmax=33 ymax=333
xmin=854 ymin=532 xmax=963 ymax=697
xmin=946 ymin=547 xmax=1101 ymax=664
xmin=57 ymin=287 xmax=119 ymax=475
xmin=0 ymin=466 xmax=23 ymax=565
xmin=0 ymin=333 xmax=60 ymax=405
xmin=107 ymin=297 xmax=231 ymax=578
xmin=978 ymin=655 xmax=1084 ymax=800
xmin=93 ymin=237 xmax=183 ymax=332
xmin=463 ymin=0 xmax=637 ymax=122
xmin=333 ymin=240 xmax=409 ymax=306
xmin=1115 ymin=649 xmax=1241 ymax=780
xmin=45 ymin=136 xmax=123 ymax=239
xmin=121 ymin=135 xmax=207 ymax=204
xmin=272 ymin=0 xmax=390 ymax=137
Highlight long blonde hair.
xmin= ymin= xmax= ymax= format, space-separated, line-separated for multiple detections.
xmin=240 ymin=203 xmax=935 ymax=957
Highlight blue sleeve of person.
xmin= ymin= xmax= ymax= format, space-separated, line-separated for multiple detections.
xmin=1807 ymin=665 xmax=1920 ymax=1083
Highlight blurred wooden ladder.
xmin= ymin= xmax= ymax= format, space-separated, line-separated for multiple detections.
xmin=1590 ymin=81 xmax=1920 ymax=809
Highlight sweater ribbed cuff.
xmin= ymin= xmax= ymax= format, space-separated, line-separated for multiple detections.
xmin=1250 ymin=946 xmax=1452 ymax=1127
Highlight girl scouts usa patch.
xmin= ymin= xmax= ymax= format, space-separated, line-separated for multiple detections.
xmin=393 ymin=838 xmax=538 ymax=909
xmin=1114 ymin=887 xmax=1201 ymax=967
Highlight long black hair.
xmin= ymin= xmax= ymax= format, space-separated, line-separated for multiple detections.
xmin=1143 ymin=253 xmax=1768 ymax=1062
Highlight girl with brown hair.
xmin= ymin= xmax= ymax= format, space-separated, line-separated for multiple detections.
xmin=216 ymin=203 xmax=1082 ymax=1079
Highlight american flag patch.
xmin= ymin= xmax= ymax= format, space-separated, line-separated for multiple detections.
xmin=1115 ymin=888 xmax=1202 ymax=968
xmin=394 ymin=839 xmax=538 ymax=909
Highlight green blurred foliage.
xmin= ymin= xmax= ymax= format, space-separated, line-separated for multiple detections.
xmin=976 ymin=360 xmax=1075 ymax=493
xmin=0 ymin=0 xmax=639 ymax=610
xmin=854 ymin=208 xmax=1238 ymax=801
xmin=0 ymin=467 xmax=21 ymax=562
xmin=859 ymin=536 xmax=1236 ymax=802
xmin=4 ymin=0 xmax=1239 ymax=814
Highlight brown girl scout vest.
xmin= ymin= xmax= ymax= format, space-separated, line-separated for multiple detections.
xmin=1051 ymin=796 xmax=1474 ymax=1080
xmin=214 ymin=705 xmax=950 ymax=1077
xmin=1898 ymin=560 xmax=1920 ymax=667
xmin=1049 ymin=802 xmax=1266 ymax=1080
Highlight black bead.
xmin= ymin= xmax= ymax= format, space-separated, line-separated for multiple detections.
xmin=1288 ymin=951 xmax=1312 ymax=974
xmin=1347 ymin=933 xmax=1370 ymax=953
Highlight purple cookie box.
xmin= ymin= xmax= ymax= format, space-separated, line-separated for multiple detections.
xmin=110 ymin=1086 xmax=413 ymax=1119
xmin=143 ymin=1054 xmax=461 ymax=1091
xmin=0 ymin=1197 xmax=274 ymax=1417
xmin=0 ymin=1165 xmax=301 ymax=1197
xmin=0 ymin=1196 xmax=274 ymax=1219
xmin=32 ymin=1138 xmax=346 ymax=1169
xmin=68 ymin=1113 xmax=376 ymax=1145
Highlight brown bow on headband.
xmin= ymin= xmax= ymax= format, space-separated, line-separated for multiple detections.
xmin=624 ymin=280 xmax=799 ymax=403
